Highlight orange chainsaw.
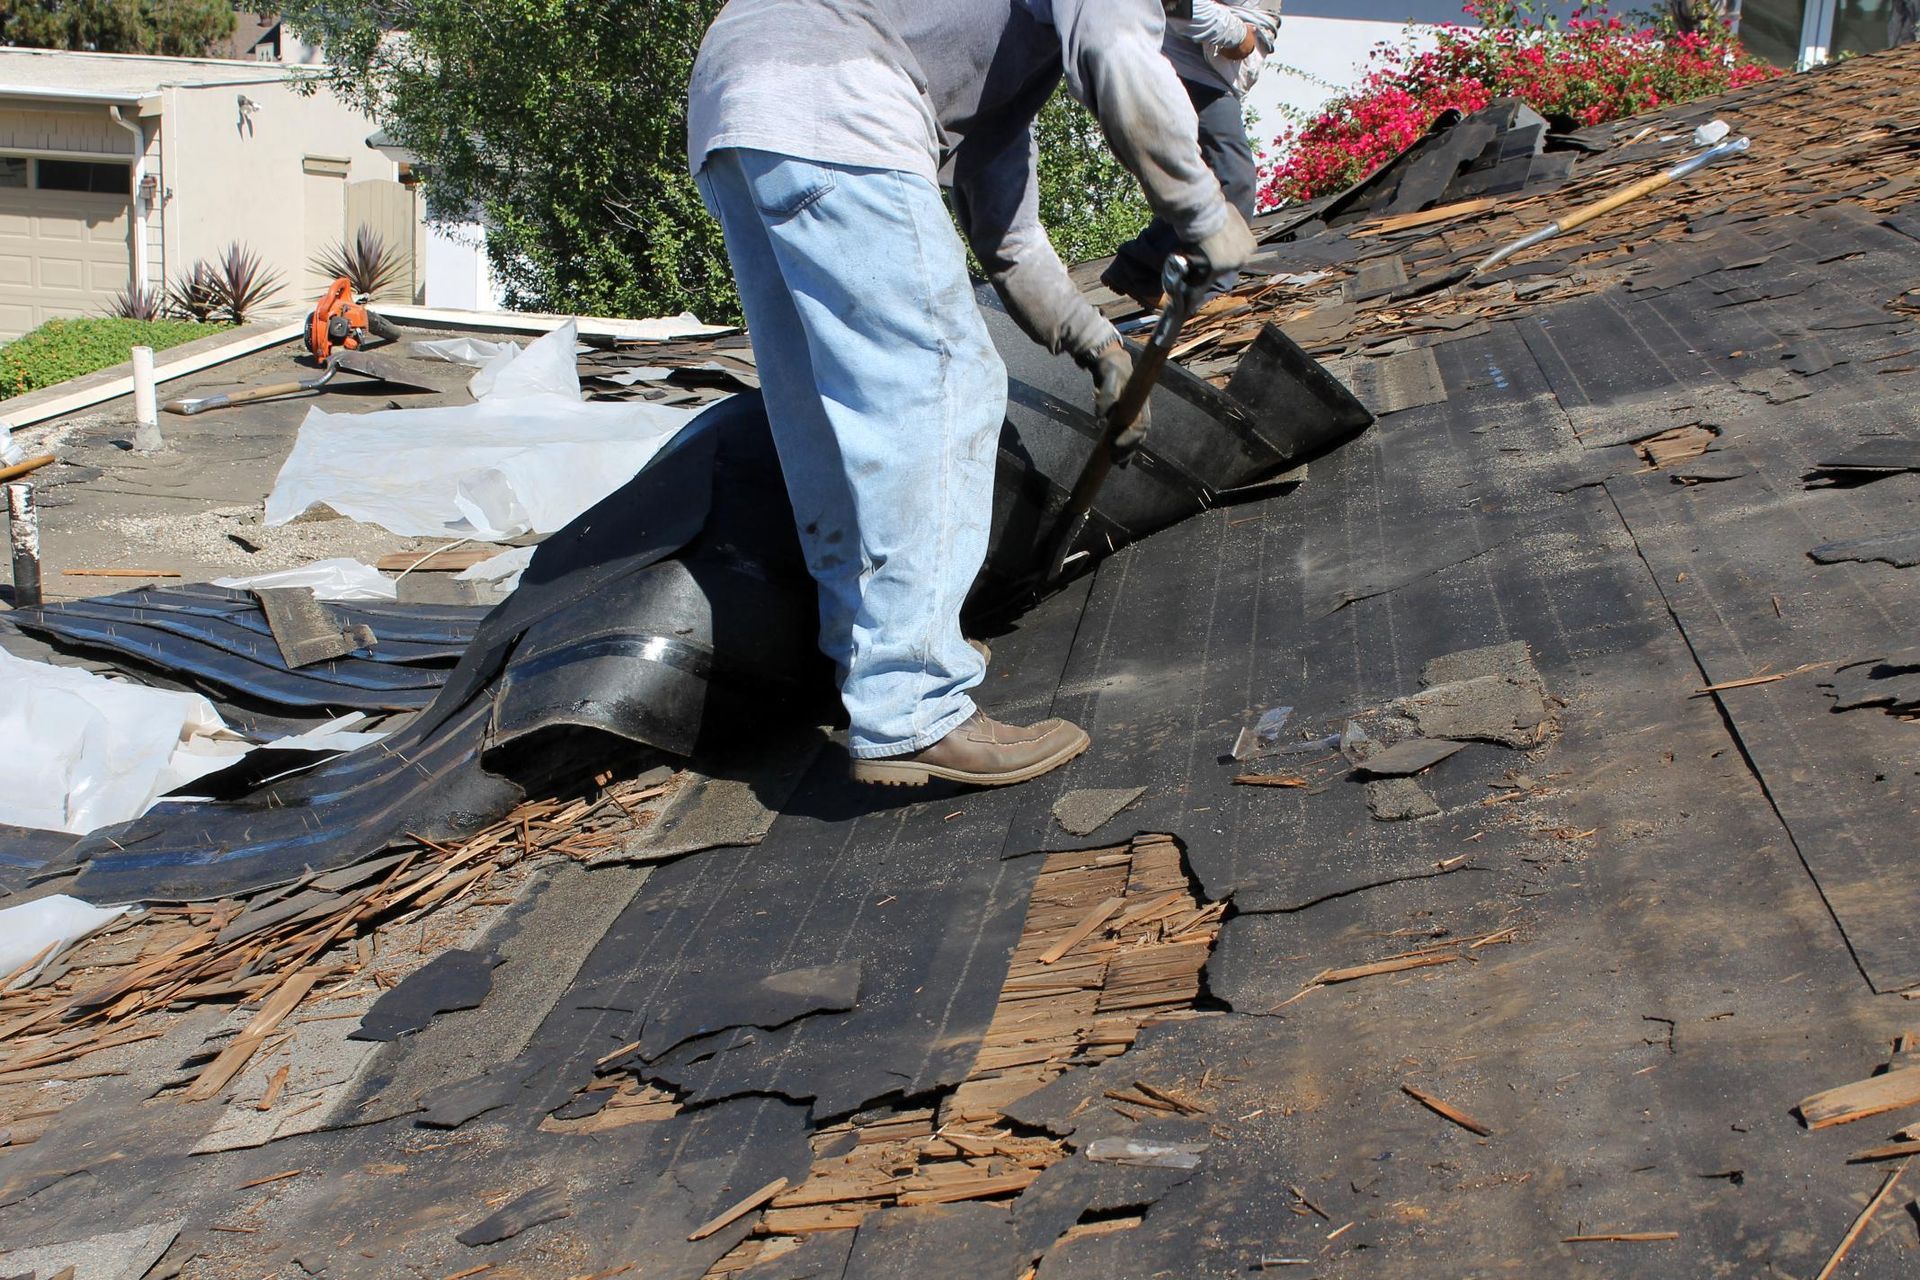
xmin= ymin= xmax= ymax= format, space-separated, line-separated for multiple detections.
xmin=305 ymin=276 xmax=401 ymax=362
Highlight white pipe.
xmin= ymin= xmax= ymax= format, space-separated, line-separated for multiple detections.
xmin=107 ymin=105 xmax=150 ymax=296
xmin=130 ymin=346 xmax=161 ymax=451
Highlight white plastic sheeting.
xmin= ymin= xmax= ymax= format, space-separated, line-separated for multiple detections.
xmin=212 ymin=557 xmax=398 ymax=602
xmin=0 ymin=647 xmax=237 ymax=835
xmin=264 ymin=321 xmax=700 ymax=542
xmin=408 ymin=336 xmax=519 ymax=367
xmin=454 ymin=544 xmax=536 ymax=594
xmin=165 ymin=715 xmax=391 ymax=802
xmin=0 ymin=895 xmax=132 ymax=979
xmin=266 ymin=712 xmax=387 ymax=754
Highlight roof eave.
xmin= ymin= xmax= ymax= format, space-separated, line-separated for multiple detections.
xmin=0 ymin=85 xmax=159 ymax=108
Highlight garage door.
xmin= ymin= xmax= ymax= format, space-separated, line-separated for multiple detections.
xmin=0 ymin=188 xmax=132 ymax=341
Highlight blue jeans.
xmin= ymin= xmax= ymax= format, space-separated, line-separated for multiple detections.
xmin=695 ymin=147 xmax=1003 ymax=757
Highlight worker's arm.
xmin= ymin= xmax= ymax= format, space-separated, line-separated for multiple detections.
xmin=1174 ymin=0 xmax=1256 ymax=58
xmin=951 ymin=120 xmax=1118 ymax=362
xmin=950 ymin=123 xmax=1143 ymax=439
xmin=1049 ymin=0 xmax=1248 ymax=255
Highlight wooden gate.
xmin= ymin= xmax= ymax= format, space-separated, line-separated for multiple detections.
xmin=343 ymin=179 xmax=419 ymax=302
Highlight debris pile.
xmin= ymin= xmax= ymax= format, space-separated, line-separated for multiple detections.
xmin=544 ymin=833 xmax=1227 ymax=1274
xmin=0 ymin=768 xmax=672 ymax=1136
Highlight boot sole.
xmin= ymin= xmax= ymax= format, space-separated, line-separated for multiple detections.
xmin=851 ymin=728 xmax=1091 ymax=788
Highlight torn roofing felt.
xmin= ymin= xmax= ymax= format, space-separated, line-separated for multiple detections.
xmin=6 ymin=584 xmax=483 ymax=713
xmin=23 ymin=305 xmax=1368 ymax=903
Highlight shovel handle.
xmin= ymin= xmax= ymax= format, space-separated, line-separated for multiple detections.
xmin=164 ymin=381 xmax=304 ymax=414
xmin=1555 ymin=171 xmax=1676 ymax=234
xmin=1556 ymin=135 xmax=1751 ymax=235
xmin=163 ymin=364 xmax=336 ymax=415
xmin=1042 ymin=253 xmax=1212 ymax=582
xmin=0 ymin=453 xmax=55 ymax=484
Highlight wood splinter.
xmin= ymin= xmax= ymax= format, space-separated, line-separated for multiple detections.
xmin=1562 ymin=1231 xmax=1679 ymax=1243
xmin=688 ymin=1176 xmax=789 ymax=1241
xmin=1402 ymin=1084 xmax=1493 ymax=1136
xmin=1813 ymin=1157 xmax=1911 ymax=1280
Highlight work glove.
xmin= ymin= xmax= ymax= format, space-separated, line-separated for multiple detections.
xmin=1084 ymin=340 xmax=1151 ymax=458
xmin=1189 ymin=204 xmax=1257 ymax=280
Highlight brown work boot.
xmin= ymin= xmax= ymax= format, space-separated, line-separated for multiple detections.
xmin=851 ymin=711 xmax=1090 ymax=788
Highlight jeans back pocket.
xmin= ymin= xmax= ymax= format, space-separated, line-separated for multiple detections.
xmin=742 ymin=151 xmax=837 ymax=220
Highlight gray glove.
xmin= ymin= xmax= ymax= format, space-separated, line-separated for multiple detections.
xmin=1190 ymin=204 xmax=1257 ymax=279
xmin=1085 ymin=340 xmax=1150 ymax=457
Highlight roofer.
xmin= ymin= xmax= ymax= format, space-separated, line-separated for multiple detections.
xmin=1102 ymin=0 xmax=1281 ymax=310
xmin=687 ymin=0 xmax=1255 ymax=789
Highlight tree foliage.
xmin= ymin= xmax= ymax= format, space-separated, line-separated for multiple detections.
xmin=280 ymin=0 xmax=1155 ymax=321
xmin=1032 ymin=88 xmax=1153 ymax=268
xmin=1 ymin=0 xmax=236 ymax=56
xmin=281 ymin=0 xmax=734 ymax=321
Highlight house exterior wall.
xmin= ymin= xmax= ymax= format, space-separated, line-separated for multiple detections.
xmin=0 ymin=103 xmax=125 ymax=158
xmin=0 ymin=101 xmax=144 ymax=336
xmin=157 ymin=78 xmax=401 ymax=319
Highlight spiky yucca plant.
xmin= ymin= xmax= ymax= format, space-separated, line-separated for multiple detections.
xmin=209 ymin=243 xmax=285 ymax=325
xmin=167 ymin=261 xmax=222 ymax=323
xmin=310 ymin=225 xmax=407 ymax=299
xmin=106 ymin=281 xmax=164 ymax=321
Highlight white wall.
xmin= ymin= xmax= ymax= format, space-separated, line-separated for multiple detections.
xmin=156 ymin=77 xmax=400 ymax=316
xmin=423 ymin=220 xmax=504 ymax=310
xmin=1244 ymin=16 xmax=1446 ymax=155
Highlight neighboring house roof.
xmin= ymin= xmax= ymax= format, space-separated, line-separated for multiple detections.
xmin=217 ymin=11 xmax=285 ymax=61
xmin=0 ymin=47 xmax=302 ymax=104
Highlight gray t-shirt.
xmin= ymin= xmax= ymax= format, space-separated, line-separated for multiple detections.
xmin=687 ymin=0 xmax=1228 ymax=360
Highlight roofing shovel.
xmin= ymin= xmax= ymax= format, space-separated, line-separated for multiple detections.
xmin=1042 ymin=251 xmax=1214 ymax=584
xmin=161 ymin=349 xmax=433 ymax=415
xmin=1391 ymin=134 xmax=1752 ymax=301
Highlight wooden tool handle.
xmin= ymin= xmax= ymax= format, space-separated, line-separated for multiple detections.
xmin=0 ymin=453 xmax=55 ymax=484
xmin=1557 ymin=171 xmax=1675 ymax=233
xmin=164 ymin=380 xmax=310 ymax=415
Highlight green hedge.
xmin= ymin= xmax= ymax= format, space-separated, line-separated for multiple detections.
xmin=0 ymin=317 xmax=227 ymax=401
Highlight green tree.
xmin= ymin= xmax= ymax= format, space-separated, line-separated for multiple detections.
xmin=281 ymin=0 xmax=1154 ymax=321
xmin=282 ymin=0 xmax=734 ymax=321
xmin=1 ymin=0 xmax=236 ymax=56
xmin=1032 ymin=88 xmax=1152 ymax=268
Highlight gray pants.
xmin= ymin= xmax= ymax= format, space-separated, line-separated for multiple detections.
xmin=1108 ymin=78 xmax=1257 ymax=299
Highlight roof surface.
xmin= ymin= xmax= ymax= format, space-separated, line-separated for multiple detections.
xmin=2 ymin=40 xmax=1920 ymax=1280
xmin=0 ymin=47 xmax=301 ymax=101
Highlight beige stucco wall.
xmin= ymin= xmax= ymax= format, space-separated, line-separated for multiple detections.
xmin=156 ymin=78 xmax=400 ymax=318
xmin=0 ymin=76 xmax=409 ymax=327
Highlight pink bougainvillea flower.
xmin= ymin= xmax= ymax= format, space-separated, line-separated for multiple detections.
xmin=1257 ymin=0 xmax=1779 ymax=209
